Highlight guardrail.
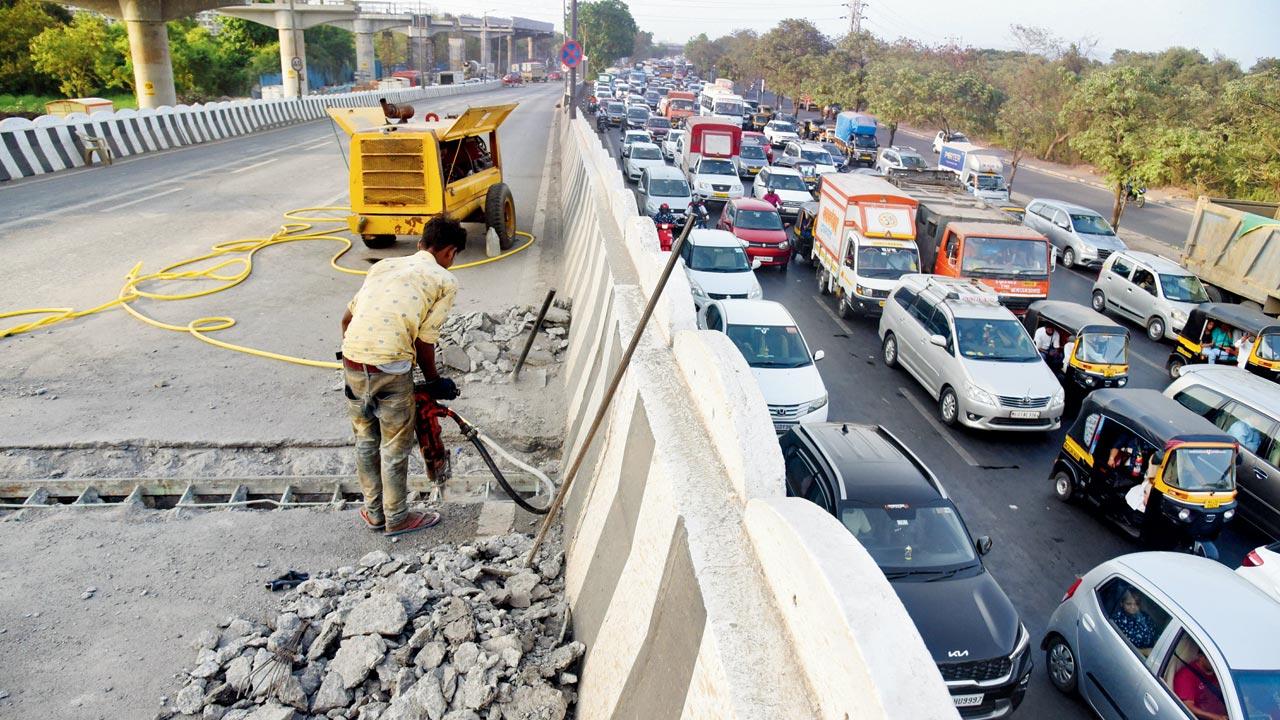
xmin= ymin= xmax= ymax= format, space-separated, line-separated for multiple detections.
xmin=0 ymin=81 xmax=500 ymax=182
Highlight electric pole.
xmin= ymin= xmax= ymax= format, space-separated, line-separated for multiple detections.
xmin=846 ymin=0 xmax=865 ymax=36
xmin=568 ymin=0 xmax=578 ymax=119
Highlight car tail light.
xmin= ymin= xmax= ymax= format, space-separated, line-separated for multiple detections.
xmin=1062 ymin=577 xmax=1083 ymax=603
xmin=1243 ymin=549 xmax=1265 ymax=567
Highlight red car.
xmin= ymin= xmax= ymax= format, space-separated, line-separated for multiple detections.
xmin=502 ymin=73 xmax=523 ymax=86
xmin=547 ymin=71 xmax=563 ymax=80
xmin=741 ymin=131 xmax=773 ymax=163
xmin=717 ymin=198 xmax=789 ymax=268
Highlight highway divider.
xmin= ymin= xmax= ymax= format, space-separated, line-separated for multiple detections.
xmin=555 ymin=115 xmax=957 ymax=718
xmin=0 ymin=81 xmax=500 ymax=183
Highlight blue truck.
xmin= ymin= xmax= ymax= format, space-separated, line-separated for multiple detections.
xmin=834 ymin=112 xmax=879 ymax=167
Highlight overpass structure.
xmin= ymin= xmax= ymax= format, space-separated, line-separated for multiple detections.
xmin=55 ymin=0 xmax=554 ymax=107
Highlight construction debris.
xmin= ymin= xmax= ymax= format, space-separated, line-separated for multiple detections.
xmin=436 ymin=304 xmax=572 ymax=385
xmin=164 ymin=532 xmax=578 ymax=720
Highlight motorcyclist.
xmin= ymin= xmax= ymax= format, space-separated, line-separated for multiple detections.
xmin=653 ymin=203 xmax=677 ymax=226
xmin=688 ymin=197 xmax=710 ymax=229
xmin=762 ymin=187 xmax=782 ymax=208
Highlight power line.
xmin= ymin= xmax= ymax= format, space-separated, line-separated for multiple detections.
xmin=846 ymin=0 xmax=865 ymax=36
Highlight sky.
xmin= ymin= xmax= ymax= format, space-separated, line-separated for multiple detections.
xmin=434 ymin=0 xmax=1278 ymax=69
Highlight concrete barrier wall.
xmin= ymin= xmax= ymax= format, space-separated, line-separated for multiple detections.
xmin=555 ymin=115 xmax=959 ymax=718
xmin=0 ymin=81 xmax=501 ymax=182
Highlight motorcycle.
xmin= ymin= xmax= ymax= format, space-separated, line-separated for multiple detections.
xmin=1124 ymin=181 xmax=1146 ymax=208
xmin=655 ymin=223 xmax=675 ymax=251
xmin=595 ymin=113 xmax=608 ymax=133
xmin=690 ymin=202 xmax=710 ymax=229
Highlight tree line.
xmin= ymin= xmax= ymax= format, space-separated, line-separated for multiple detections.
xmin=683 ymin=20 xmax=1280 ymax=218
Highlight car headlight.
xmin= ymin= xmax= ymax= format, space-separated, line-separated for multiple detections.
xmin=1011 ymin=623 xmax=1030 ymax=661
xmin=748 ymin=286 xmax=763 ymax=299
xmin=1177 ymin=508 xmax=1192 ymax=522
xmin=1117 ymin=377 xmax=1128 ymax=386
xmin=778 ymin=240 xmax=790 ymax=250
xmin=1052 ymin=387 xmax=1065 ymax=406
xmin=690 ymin=284 xmax=706 ymax=297
xmin=1171 ymin=310 xmax=1188 ymax=325
xmin=1224 ymin=508 xmax=1235 ymax=521
xmin=806 ymin=394 xmax=828 ymax=414
xmin=855 ymin=284 xmax=872 ymax=297
xmin=965 ymin=382 xmax=996 ymax=406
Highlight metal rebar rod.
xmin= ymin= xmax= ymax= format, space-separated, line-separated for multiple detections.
xmin=512 ymin=288 xmax=557 ymax=380
xmin=525 ymin=216 xmax=695 ymax=566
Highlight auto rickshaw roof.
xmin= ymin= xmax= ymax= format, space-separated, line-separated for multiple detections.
xmin=1186 ymin=302 xmax=1280 ymax=336
xmin=799 ymin=201 xmax=820 ymax=215
xmin=1025 ymin=300 xmax=1126 ymax=336
xmin=1077 ymin=389 xmax=1236 ymax=446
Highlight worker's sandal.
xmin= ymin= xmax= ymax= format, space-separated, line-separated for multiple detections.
xmin=359 ymin=508 xmax=385 ymax=531
xmin=384 ymin=510 xmax=441 ymax=537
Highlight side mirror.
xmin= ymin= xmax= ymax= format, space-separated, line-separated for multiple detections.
xmin=975 ymin=536 xmax=993 ymax=555
xmin=751 ymin=257 xmax=763 ymax=270
xmin=1056 ymin=220 xmax=1070 ymax=230
xmin=813 ymin=349 xmax=826 ymax=362
xmin=929 ymin=334 xmax=948 ymax=348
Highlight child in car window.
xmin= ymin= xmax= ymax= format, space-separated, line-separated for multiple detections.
xmin=1108 ymin=589 xmax=1156 ymax=655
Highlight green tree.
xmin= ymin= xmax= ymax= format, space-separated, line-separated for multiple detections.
xmin=632 ymin=30 xmax=655 ymax=61
xmin=865 ymin=63 xmax=927 ymax=146
xmin=683 ymin=33 xmax=721 ymax=74
xmin=1220 ymin=70 xmax=1280 ymax=199
xmin=754 ymin=19 xmax=829 ymax=110
xmin=578 ymin=0 xmax=636 ymax=67
xmin=168 ymin=19 xmax=251 ymax=99
xmin=0 ymin=0 xmax=70 ymax=94
xmin=714 ymin=30 xmax=759 ymax=86
xmin=29 ymin=12 xmax=116 ymax=97
xmin=995 ymin=61 xmax=1076 ymax=187
xmin=1063 ymin=65 xmax=1164 ymax=227
xmin=375 ymin=30 xmax=406 ymax=70
xmin=304 ymin=25 xmax=354 ymax=85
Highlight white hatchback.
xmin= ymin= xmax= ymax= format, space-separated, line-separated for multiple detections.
xmin=679 ymin=229 xmax=763 ymax=308
xmin=1238 ymin=542 xmax=1280 ymax=604
xmin=624 ymin=142 xmax=665 ymax=182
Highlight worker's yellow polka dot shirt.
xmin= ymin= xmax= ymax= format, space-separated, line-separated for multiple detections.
xmin=341 ymin=250 xmax=457 ymax=366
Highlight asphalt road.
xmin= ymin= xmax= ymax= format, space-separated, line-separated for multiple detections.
xmin=595 ymin=117 xmax=1272 ymax=720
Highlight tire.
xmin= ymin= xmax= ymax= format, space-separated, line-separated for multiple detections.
xmin=1146 ymin=316 xmax=1165 ymax=342
xmin=1046 ymin=634 xmax=1079 ymax=694
xmin=816 ymin=264 xmax=829 ymax=295
xmin=1167 ymin=355 xmax=1186 ymax=379
xmin=837 ymin=295 xmax=853 ymax=319
xmin=361 ymin=234 xmax=395 ymax=249
xmin=485 ymin=183 xmax=516 ymax=251
xmin=1091 ymin=290 xmax=1106 ymax=313
xmin=1052 ymin=470 xmax=1075 ymax=503
xmin=938 ymin=387 xmax=960 ymax=427
xmin=882 ymin=333 xmax=899 ymax=368
xmin=1134 ymin=194 xmax=1145 ymax=208
xmin=1062 ymin=246 xmax=1076 ymax=269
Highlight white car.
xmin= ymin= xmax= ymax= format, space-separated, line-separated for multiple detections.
xmin=752 ymin=166 xmax=812 ymax=217
xmin=679 ymin=229 xmax=763 ymax=309
xmin=698 ymin=299 xmax=828 ymax=434
xmin=619 ymin=130 xmax=651 ymax=158
xmin=624 ymin=142 xmax=666 ymax=183
xmin=931 ymin=130 xmax=969 ymax=154
xmin=662 ymin=129 xmax=687 ymax=161
xmin=763 ymin=120 xmax=800 ymax=148
xmin=875 ymin=146 xmax=930 ymax=174
xmin=687 ymin=156 xmax=744 ymax=202
xmin=781 ymin=141 xmax=838 ymax=176
xmin=638 ymin=165 xmax=692 ymax=217
xmin=1238 ymin=542 xmax=1280 ymax=604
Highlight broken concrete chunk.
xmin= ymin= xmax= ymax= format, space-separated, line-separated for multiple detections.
xmin=331 ymin=635 xmax=387 ymax=689
xmin=343 ymin=593 xmax=408 ymax=638
xmin=414 ymin=640 xmax=447 ymax=671
xmin=310 ymin=671 xmax=352 ymax=713
xmin=175 ymin=680 xmax=206 ymax=715
xmin=243 ymin=703 xmax=298 ymax=720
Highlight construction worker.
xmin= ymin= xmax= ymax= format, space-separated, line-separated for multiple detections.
xmin=340 ymin=215 xmax=466 ymax=537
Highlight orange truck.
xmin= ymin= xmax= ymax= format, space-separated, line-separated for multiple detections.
xmin=660 ymin=90 xmax=697 ymax=124
xmin=887 ymin=169 xmax=1052 ymax=314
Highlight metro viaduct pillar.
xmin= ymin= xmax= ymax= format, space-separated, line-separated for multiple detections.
xmin=216 ymin=3 xmax=358 ymax=98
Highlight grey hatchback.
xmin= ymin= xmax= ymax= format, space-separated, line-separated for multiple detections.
xmin=1043 ymin=552 xmax=1280 ymax=720
xmin=1023 ymin=199 xmax=1127 ymax=270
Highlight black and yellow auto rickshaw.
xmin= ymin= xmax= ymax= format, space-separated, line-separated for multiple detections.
xmin=1050 ymin=389 xmax=1238 ymax=558
xmin=801 ymin=119 xmax=826 ymax=140
xmin=1166 ymin=302 xmax=1280 ymax=381
xmin=1023 ymin=300 xmax=1129 ymax=396
xmin=789 ymin=201 xmax=820 ymax=263
xmin=751 ymin=105 xmax=774 ymax=131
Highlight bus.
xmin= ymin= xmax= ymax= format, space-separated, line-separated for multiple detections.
xmin=699 ymin=84 xmax=745 ymax=123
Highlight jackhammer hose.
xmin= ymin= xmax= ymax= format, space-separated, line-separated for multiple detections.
xmin=467 ymin=432 xmax=551 ymax=515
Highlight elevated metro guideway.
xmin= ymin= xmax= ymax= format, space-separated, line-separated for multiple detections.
xmin=56 ymin=0 xmax=555 ymax=108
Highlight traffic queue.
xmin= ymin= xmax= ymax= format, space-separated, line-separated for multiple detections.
xmin=586 ymin=57 xmax=1280 ymax=720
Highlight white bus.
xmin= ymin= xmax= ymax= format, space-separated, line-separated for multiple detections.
xmin=699 ymin=85 xmax=745 ymax=122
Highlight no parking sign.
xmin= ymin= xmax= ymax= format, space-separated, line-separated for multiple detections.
xmin=559 ymin=39 xmax=582 ymax=68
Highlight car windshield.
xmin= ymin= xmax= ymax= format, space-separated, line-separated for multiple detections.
xmin=900 ymin=154 xmax=928 ymax=169
xmin=801 ymin=149 xmax=834 ymax=164
xmin=628 ymin=108 xmax=649 ymax=120
xmin=649 ymin=178 xmax=689 ymax=197
xmin=955 ymin=318 xmax=1041 ymax=361
xmin=769 ymin=174 xmax=809 ymax=191
xmin=647 ymin=117 xmax=671 ymax=129
xmin=854 ymin=135 xmax=877 ymax=149
xmin=632 ymin=147 xmax=662 ymax=160
xmin=794 ymin=162 xmax=817 ymax=176
xmin=625 ymin=133 xmax=648 ymax=145
xmin=714 ymin=101 xmax=743 ymax=115
xmin=670 ymin=99 xmax=694 ymax=111
xmin=1077 ymin=333 xmax=1127 ymax=364
xmin=839 ymin=501 xmax=978 ymax=573
xmin=961 ymin=237 xmax=1049 ymax=277
xmin=608 ymin=103 xmax=625 ymax=113
xmin=724 ymin=323 xmax=812 ymax=368
xmin=689 ymin=245 xmax=750 ymax=272
xmin=856 ymin=246 xmax=920 ymax=279
xmin=976 ymin=174 xmax=1007 ymax=191
xmin=1158 ymin=273 xmax=1210 ymax=302
xmin=770 ymin=122 xmax=796 ymax=133
xmin=1165 ymin=446 xmax=1235 ymax=492
xmin=1257 ymin=332 xmax=1280 ymax=361
xmin=742 ymin=136 xmax=766 ymax=147
xmin=821 ymin=143 xmax=843 ymax=157
xmin=1235 ymin=671 xmax=1280 ymax=718
xmin=735 ymin=210 xmax=783 ymax=230
xmin=949 ymin=132 xmax=969 ymax=142
xmin=699 ymin=159 xmax=735 ymax=176
xmin=740 ymin=145 xmax=766 ymax=160
xmin=1071 ymin=213 xmax=1115 ymax=236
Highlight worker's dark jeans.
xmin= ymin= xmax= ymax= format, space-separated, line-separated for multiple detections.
xmin=345 ymin=368 xmax=415 ymax=526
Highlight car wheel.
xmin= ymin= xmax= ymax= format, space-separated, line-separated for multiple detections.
xmin=1147 ymin=316 xmax=1165 ymax=342
xmin=1091 ymin=290 xmax=1106 ymax=313
xmin=485 ymin=183 xmax=517 ymax=250
xmin=816 ymin=264 xmax=829 ymax=295
xmin=837 ymin=295 xmax=853 ymax=319
xmin=938 ymin=387 xmax=959 ymax=426
xmin=1062 ymin=247 xmax=1076 ymax=269
xmin=1052 ymin=470 xmax=1075 ymax=503
xmin=361 ymin=234 xmax=396 ymax=249
xmin=1168 ymin=355 xmax=1186 ymax=379
xmin=882 ymin=333 xmax=898 ymax=368
xmin=1046 ymin=635 xmax=1079 ymax=694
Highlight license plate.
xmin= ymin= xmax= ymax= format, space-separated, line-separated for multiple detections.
xmin=1010 ymin=410 xmax=1040 ymax=419
xmin=714 ymin=192 xmax=728 ymax=198
xmin=953 ymin=693 xmax=984 ymax=708
xmin=1205 ymin=499 xmax=1222 ymax=509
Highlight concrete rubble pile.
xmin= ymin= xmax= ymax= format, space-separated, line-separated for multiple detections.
xmin=167 ymin=532 xmax=580 ymax=720
xmin=436 ymin=304 xmax=572 ymax=385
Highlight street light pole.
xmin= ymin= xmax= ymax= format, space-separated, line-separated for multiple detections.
xmin=568 ymin=0 xmax=577 ymax=119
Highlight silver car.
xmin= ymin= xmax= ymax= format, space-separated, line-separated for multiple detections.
xmin=1023 ymin=199 xmax=1127 ymax=269
xmin=879 ymin=274 xmax=1065 ymax=431
xmin=1091 ymin=251 xmax=1210 ymax=341
xmin=1043 ymin=552 xmax=1280 ymax=720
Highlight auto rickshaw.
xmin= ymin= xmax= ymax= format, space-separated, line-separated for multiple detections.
xmin=789 ymin=201 xmax=820 ymax=263
xmin=789 ymin=160 xmax=820 ymax=191
xmin=801 ymin=119 xmax=826 ymax=140
xmin=1023 ymin=300 xmax=1129 ymax=396
xmin=751 ymin=105 xmax=774 ymax=131
xmin=1049 ymin=389 xmax=1238 ymax=558
xmin=1166 ymin=302 xmax=1280 ymax=381
xmin=1000 ymin=205 xmax=1026 ymax=222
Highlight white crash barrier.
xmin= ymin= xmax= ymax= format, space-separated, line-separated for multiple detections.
xmin=0 ymin=81 xmax=501 ymax=182
xmin=555 ymin=114 xmax=959 ymax=718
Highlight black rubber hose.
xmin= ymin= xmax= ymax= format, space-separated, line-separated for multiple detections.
xmin=468 ymin=434 xmax=551 ymax=515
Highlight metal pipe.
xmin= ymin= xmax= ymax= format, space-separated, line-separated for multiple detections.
xmin=525 ymin=216 xmax=696 ymax=566
xmin=512 ymin=289 xmax=557 ymax=380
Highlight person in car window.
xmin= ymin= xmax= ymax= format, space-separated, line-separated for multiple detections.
xmin=1174 ymin=646 xmax=1229 ymax=720
xmin=1109 ymin=589 xmax=1157 ymax=654
xmin=1227 ymin=417 xmax=1262 ymax=454
xmin=1201 ymin=321 xmax=1234 ymax=364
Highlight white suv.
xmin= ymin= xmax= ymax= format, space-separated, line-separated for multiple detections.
xmin=752 ymin=166 xmax=812 ymax=217
xmin=875 ymin=146 xmax=929 ymax=173
xmin=780 ymin=141 xmax=838 ymax=175
xmin=679 ymin=229 xmax=763 ymax=309
xmin=698 ymin=299 xmax=828 ymax=433
xmin=879 ymin=275 xmax=1064 ymax=431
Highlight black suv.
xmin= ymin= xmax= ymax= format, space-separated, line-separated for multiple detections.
xmin=780 ymin=422 xmax=1031 ymax=718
